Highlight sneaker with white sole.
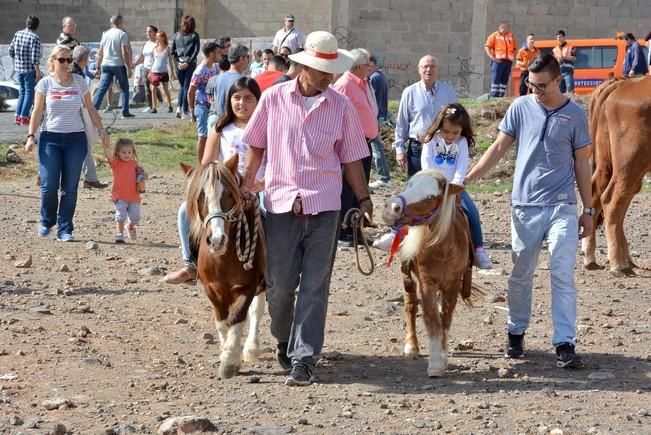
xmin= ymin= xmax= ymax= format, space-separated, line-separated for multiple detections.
xmin=56 ymin=233 xmax=74 ymax=242
xmin=285 ymin=363 xmax=314 ymax=386
xmin=369 ymin=179 xmax=392 ymax=189
xmin=142 ymin=107 xmax=152 ymax=113
xmin=37 ymin=226 xmax=51 ymax=237
xmin=555 ymin=343 xmax=585 ymax=369
xmin=115 ymin=234 xmax=126 ymax=244
xmin=127 ymin=226 xmax=137 ymax=241
xmin=373 ymin=232 xmax=396 ymax=252
xmin=475 ymin=247 xmax=493 ymax=269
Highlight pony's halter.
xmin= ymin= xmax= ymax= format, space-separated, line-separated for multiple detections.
xmin=392 ymin=194 xmax=442 ymax=228
xmin=203 ymin=206 xmax=239 ymax=227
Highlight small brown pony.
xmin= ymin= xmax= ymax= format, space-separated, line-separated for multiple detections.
xmin=184 ymin=155 xmax=266 ymax=379
xmin=382 ymin=169 xmax=478 ymax=377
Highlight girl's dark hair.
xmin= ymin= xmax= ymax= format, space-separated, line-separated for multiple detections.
xmin=214 ymin=77 xmax=261 ymax=134
xmin=180 ymin=15 xmax=195 ymax=34
xmin=420 ymin=103 xmax=475 ymax=148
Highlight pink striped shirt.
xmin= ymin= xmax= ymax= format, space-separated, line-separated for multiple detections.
xmin=242 ymin=79 xmax=369 ymax=214
xmin=333 ymin=71 xmax=379 ymax=139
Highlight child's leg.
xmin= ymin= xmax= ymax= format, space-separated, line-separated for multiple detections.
xmin=126 ymin=202 xmax=141 ymax=240
xmin=115 ymin=200 xmax=128 ymax=242
xmin=459 ymin=190 xmax=484 ymax=248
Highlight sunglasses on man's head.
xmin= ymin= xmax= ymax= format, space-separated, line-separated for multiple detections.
xmin=56 ymin=57 xmax=73 ymax=64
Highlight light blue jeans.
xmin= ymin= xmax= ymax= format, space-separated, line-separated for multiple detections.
xmin=177 ymin=201 xmax=194 ymax=267
xmin=370 ymin=134 xmax=391 ymax=183
xmin=507 ymin=204 xmax=578 ymax=346
xmin=83 ymin=142 xmax=99 ymax=182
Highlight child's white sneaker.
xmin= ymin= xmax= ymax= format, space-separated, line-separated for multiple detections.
xmin=475 ymin=247 xmax=493 ymax=269
xmin=373 ymin=232 xmax=396 ymax=252
xmin=115 ymin=234 xmax=126 ymax=244
xmin=127 ymin=226 xmax=137 ymax=241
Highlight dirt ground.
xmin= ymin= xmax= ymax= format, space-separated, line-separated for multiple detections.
xmin=0 ymin=172 xmax=650 ymax=434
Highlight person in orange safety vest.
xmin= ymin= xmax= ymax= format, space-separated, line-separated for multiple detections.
xmin=485 ymin=21 xmax=517 ymax=97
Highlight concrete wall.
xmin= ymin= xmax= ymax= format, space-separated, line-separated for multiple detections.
xmin=2 ymin=0 xmax=650 ymax=97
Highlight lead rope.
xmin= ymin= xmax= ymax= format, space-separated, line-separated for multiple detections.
xmin=342 ymin=208 xmax=375 ymax=276
xmin=235 ymin=195 xmax=260 ymax=271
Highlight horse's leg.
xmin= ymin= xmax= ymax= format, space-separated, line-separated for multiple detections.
xmin=217 ymin=319 xmax=245 ymax=379
xmin=601 ymin=175 xmax=639 ymax=276
xmin=583 ymin=167 xmax=609 ymax=270
xmin=243 ymin=293 xmax=265 ymax=362
xmin=440 ymin=285 xmax=460 ymax=371
xmin=419 ymin=285 xmax=445 ymax=377
xmin=401 ymin=262 xmax=419 ymax=358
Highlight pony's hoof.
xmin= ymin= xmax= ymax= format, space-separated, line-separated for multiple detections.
xmin=427 ymin=366 xmax=445 ymax=377
xmin=218 ymin=363 xmax=240 ymax=379
xmin=404 ymin=344 xmax=419 ymax=359
xmin=243 ymin=347 xmax=260 ymax=363
xmin=611 ymin=267 xmax=636 ymax=278
xmin=583 ymin=261 xmax=604 ymax=271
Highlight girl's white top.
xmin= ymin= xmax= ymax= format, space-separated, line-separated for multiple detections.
xmin=420 ymin=133 xmax=469 ymax=185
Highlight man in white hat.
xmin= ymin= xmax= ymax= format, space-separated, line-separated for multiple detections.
xmin=271 ymin=14 xmax=305 ymax=54
xmin=241 ymin=31 xmax=372 ymax=386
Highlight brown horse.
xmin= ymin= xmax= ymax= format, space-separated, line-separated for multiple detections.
xmin=582 ymin=76 xmax=651 ymax=276
xmin=382 ymin=169 xmax=478 ymax=377
xmin=184 ymin=155 xmax=266 ymax=379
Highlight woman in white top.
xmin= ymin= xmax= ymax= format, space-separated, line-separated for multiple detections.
xmin=132 ymin=25 xmax=158 ymax=112
xmin=25 ymin=45 xmax=110 ymax=242
xmin=163 ymin=77 xmax=263 ymax=284
xmin=148 ymin=30 xmax=176 ymax=113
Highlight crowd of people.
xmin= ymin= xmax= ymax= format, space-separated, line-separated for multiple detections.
xmin=9 ymin=11 xmax=649 ymax=386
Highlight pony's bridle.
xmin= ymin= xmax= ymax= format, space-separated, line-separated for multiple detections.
xmin=391 ymin=194 xmax=442 ymax=229
xmin=203 ymin=206 xmax=240 ymax=228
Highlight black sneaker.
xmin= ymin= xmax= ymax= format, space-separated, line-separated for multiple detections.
xmin=504 ymin=333 xmax=525 ymax=358
xmin=276 ymin=342 xmax=292 ymax=370
xmin=120 ymin=113 xmax=135 ymax=119
xmin=285 ymin=363 xmax=314 ymax=386
xmin=555 ymin=343 xmax=585 ymax=368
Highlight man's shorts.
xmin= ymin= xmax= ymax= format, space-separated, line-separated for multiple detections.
xmin=148 ymin=72 xmax=169 ymax=87
xmin=195 ymin=106 xmax=210 ymax=137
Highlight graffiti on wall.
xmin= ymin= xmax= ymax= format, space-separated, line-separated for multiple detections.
xmin=455 ymin=55 xmax=480 ymax=97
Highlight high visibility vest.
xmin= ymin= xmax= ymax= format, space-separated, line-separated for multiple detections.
xmin=553 ymin=43 xmax=575 ymax=65
xmin=486 ymin=31 xmax=516 ymax=61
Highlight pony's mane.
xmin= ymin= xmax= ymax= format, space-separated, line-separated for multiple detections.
xmin=398 ymin=170 xmax=457 ymax=261
xmin=185 ymin=161 xmax=243 ymax=246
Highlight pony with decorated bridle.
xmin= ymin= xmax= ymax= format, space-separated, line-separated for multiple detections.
xmin=382 ymin=169 xmax=479 ymax=377
xmin=184 ymin=154 xmax=266 ymax=379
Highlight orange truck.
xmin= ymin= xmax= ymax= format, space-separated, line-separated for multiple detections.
xmin=511 ymin=37 xmax=649 ymax=95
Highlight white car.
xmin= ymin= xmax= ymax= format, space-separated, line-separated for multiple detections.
xmin=0 ymin=81 xmax=20 ymax=112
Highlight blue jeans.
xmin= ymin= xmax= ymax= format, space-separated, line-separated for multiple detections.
xmin=371 ymin=134 xmax=391 ymax=182
xmin=559 ymin=65 xmax=574 ymax=94
xmin=264 ymin=211 xmax=340 ymax=369
xmin=507 ymin=204 xmax=579 ymax=346
xmin=176 ymin=62 xmax=196 ymax=113
xmin=16 ymin=70 xmax=36 ymax=119
xmin=406 ymin=140 xmax=422 ymax=177
xmin=490 ymin=60 xmax=512 ymax=97
xmin=195 ymin=106 xmax=210 ymax=137
xmin=177 ymin=201 xmax=195 ymax=267
xmin=460 ymin=190 xmax=484 ymax=248
xmin=92 ymin=65 xmax=131 ymax=116
xmin=38 ymin=131 xmax=87 ymax=236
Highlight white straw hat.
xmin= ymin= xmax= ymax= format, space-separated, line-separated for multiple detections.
xmin=288 ymin=31 xmax=353 ymax=74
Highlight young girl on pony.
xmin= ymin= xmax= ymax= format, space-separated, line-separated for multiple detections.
xmin=374 ymin=103 xmax=493 ymax=269
xmin=102 ymin=138 xmax=145 ymax=244
xmin=163 ymin=77 xmax=263 ymax=284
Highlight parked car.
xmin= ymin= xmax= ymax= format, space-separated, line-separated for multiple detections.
xmin=511 ymin=36 xmax=649 ymax=95
xmin=0 ymin=80 xmax=20 ymax=112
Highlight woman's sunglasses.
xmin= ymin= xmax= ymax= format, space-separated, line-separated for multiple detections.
xmin=56 ymin=57 xmax=73 ymax=64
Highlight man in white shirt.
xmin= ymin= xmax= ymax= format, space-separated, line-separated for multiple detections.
xmin=272 ymin=15 xmax=305 ymax=55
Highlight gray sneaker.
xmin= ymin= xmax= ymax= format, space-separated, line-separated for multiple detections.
xmin=556 ymin=343 xmax=585 ymax=369
xmin=285 ymin=363 xmax=314 ymax=386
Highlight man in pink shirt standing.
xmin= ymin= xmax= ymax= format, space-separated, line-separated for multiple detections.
xmin=241 ymin=31 xmax=372 ymax=386
xmin=333 ymin=48 xmax=378 ymax=246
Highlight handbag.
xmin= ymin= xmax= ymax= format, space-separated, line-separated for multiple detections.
xmin=73 ymin=77 xmax=100 ymax=144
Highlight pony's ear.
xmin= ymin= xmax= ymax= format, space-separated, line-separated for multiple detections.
xmin=225 ymin=154 xmax=239 ymax=176
xmin=447 ymin=183 xmax=465 ymax=197
xmin=180 ymin=162 xmax=193 ymax=175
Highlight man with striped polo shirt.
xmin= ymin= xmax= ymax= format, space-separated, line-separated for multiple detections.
xmin=241 ymin=31 xmax=372 ymax=386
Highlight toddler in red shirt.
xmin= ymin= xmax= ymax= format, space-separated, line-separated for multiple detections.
xmin=102 ymin=138 xmax=145 ymax=243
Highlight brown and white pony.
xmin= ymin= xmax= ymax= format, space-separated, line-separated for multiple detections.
xmin=382 ymin=169 xmax=478 ymax=377
xmin=184 ymin=155 xmax=266 ymax=379
xmin=582 ymin=76 xmax=651 ymax=276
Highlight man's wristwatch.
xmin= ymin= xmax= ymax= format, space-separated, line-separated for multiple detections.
xmin=582 ymin=207 xmax=595 ymax=216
